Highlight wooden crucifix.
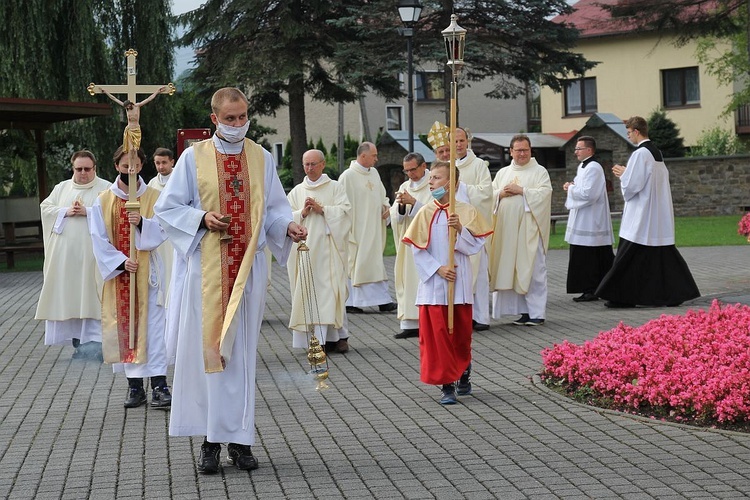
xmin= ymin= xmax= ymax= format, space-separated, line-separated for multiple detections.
xmin=88 ymin=48 xmax=175 ymax=349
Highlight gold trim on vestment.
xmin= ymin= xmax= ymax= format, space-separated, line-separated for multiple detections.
xmin=194 ymin=138 xmax=265 ymax=373
xmin=99 ymin=188 xmax=159 ymax=364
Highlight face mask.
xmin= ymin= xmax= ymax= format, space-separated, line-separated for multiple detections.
xmin=431 ymin=185 xmax=447 ymax=200
xmin=119 ymin=172 xmax=130 ymax=186
xmin=217 ymin=120 xmax=250 ymax=143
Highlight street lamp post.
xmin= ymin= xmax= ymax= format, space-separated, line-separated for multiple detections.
xmin=441 ymin=13 xmax=467 ymax=333
xmin=398 ymin=0 xmax=422 ymax=153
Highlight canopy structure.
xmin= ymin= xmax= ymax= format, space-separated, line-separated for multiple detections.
xmin=0 ymin=98 xmax=112 ymax=200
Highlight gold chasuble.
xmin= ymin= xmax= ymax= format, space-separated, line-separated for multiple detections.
xmin=194 ymin=138 xmax=265 ymax=373
xmin=100 ymin=188 xmax=160 ymax=364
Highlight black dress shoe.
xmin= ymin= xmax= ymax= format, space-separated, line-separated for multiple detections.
xmin=378 ymin=302 xmax=398 ymax=312
xmin=227 ymin=443 xmax=259 ymax=471
xmin=394 ymin=329 xmax=419 ymax=339
xmin=346 ymin=306 xmax=364 ymax=313
xmin=472 ymin=320 xmax=490 ymax=331
xmin=604 ymin=301 xmax=635 ymax=308
xmin=573 ymin=293 xmax=599 ymax=302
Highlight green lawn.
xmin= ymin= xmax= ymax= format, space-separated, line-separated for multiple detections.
xmin=385 ymin=214 xmax=748 ymax=256
xmin=1 ymin=215 xmax=746 ymax=270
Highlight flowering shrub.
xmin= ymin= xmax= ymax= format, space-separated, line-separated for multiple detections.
xmin=541 ymin=300 xmax=750 ymax=423
xmin=739 ymin=212 xmax=750 ymax=242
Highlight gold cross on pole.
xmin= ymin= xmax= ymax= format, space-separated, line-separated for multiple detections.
xmin=87 ymin=49 xmax=175 ymax=350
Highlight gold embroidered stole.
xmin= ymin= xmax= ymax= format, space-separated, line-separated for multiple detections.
xmin=100 ymin=188 xmax=159 ymax=364
xmin=194 ymin=138 xmax=265 ymax=373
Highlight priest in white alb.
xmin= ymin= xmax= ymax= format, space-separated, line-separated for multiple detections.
xmin=452 ymin=127 xmax=494 ymax=331
xmin=338 ymin=141 xmax=396 ymax=313
xmin=489 ymin=134 xmax=552 ymax=327
xmin=390 ymin=152 xmax=432 ymax=339
xmin=36 ymin=150 xmax=111 ymax=360
xmin=287 ymin=149 xmax=351 ymax=353
xmin=153 ymin=87 xmax=307 ymax=474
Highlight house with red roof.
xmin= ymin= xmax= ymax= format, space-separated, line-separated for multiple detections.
xmin=539 ymin=0 xmax=735 ymax=146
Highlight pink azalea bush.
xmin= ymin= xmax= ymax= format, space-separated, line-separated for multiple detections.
xmin=739 ymin=212 xmax=750 ymax=241
xmin=541 ymin=300 xmax=750 ymax=423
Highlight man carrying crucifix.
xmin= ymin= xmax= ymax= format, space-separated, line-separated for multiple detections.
xmin=101 ymin=86 xmax=166 ymax=152
xmin=89 ymin=146 xmax=171 ymax=409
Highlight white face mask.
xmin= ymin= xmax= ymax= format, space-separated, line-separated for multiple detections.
xmin=216 ymin=120 xmax=250 ymax=143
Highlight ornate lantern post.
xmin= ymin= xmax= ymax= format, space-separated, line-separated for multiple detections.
xmin=441 ymin=14 xmax=466 ymax=333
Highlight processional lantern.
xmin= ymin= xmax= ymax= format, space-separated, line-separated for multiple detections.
xmin=441 ymin=14 xmax=467 ymax=334
xmin=296 ymin=241 xmax=330 ymax=390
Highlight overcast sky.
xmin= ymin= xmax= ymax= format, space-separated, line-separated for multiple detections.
xmin=172 ymin=0 xmax=205 ymax=77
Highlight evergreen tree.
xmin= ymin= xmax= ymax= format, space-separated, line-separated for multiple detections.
xmin=647 ymin=109 xmax=686 ymax=158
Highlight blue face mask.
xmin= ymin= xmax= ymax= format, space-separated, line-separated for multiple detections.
xmin=431 ymin=185 xmax=447 ymax=200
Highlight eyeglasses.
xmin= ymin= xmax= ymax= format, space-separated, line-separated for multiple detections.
xmin=402 ymin=167 xmax=420 ymax=174
xmin=574 ymin=147 xmax=590 ymax=151
xmin=74 ymin=167 xmax=94 ymax=172
xmin=303 ymin=160 xmax=322 ymax=168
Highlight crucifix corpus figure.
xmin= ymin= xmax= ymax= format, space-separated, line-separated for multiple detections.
xmin=87 ymin=48 xmax=174 ymax=349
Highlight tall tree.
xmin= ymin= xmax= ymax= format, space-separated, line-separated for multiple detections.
xmin=0 ymin=0 xmax=176 ymax=189
xmin=178 ymin=0 xmax=405 ymax=184
xmin=179 ymin=0 xmax=593 ymax=182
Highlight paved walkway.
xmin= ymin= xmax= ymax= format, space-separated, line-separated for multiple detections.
xmin=1 ymin=246 xmax=750 ymax=499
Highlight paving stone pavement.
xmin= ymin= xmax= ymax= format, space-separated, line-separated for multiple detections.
xmin=1 ymin=246 xmax=750 ymax=499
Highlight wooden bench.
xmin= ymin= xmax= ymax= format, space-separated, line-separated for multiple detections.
xmin=0 ymin=220 xmax=44 ymax=269
xmin=550 ymin=211 xmax=623 ymax=235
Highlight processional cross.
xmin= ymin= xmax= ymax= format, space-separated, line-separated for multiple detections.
xmin=87 ymin=49 xmax=175 ymax=348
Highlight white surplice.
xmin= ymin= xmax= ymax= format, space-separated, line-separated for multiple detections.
xmin=287 ymin=174 xmax=351 ymax=347
xmin=154 ymin=136 xmax=293 ymax=445
xmin=89 ymin=179 xmax=168 ymax=377
xmin=35 ymin=176 xmax=111 ymax=345
xmin=390 ymin=171 xmax=432 ymax=329
xmin=565 ymin=158 xmax=614 ymax=247
xmin=618 ymin=140 xmax=675 ymax=246
xmin=147 ymin=173 xmax=175 ymax=304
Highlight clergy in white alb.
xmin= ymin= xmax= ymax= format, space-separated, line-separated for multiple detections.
xmin=287 ymin=149 xmax=352 ymax=352
xmin=390 ymin=153 xmax=432 ymax=337
xmin=147 ymin=147 xmax=176 ymax=304
xmin=153 ymin=135 xmax=304 ymax=454
xmin=453 ymin=127 xmax=494 ymax=329
xmin=596 ymin=116 xmax=699 ymax=307
xmin=35 ymin=150 xmax=111 ymax=350
xmin=89 ymin=159 xmax=168 ymax=382
xmin=489 ymin=135 xmax=552 ymax=325
xmin=338 ymin=142 xmax=395 ymax=311
xmin=563 ymin=136 xmax=614 ymax=301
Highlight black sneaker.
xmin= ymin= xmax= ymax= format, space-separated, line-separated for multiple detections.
xmin=198 ymin=441 xmax=222 ymax=474
xmin=227 ymin=443 xmax=259 ymax=471
xmin=151 ymin=386 xmax=172 ymax=409
xmin=457 ymin=364 xmax=472 ymax=396
xmin=440 ymin=384 xmax=457 ymax=405
xmin=123 ymin=387 xmax=147 ymax=408
xmin=512 ymin=314 xmax=530 ymax=326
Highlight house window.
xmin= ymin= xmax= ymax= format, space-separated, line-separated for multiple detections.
xmin=564 ymin=77 xmax=597 ymax=115
xmin=386 ymin=106 xmax=404 ymax=131
xmin=662 ymin=67 xmax=700 ymax=107
xmin=415 ymin=71 xmax=445 ymax=101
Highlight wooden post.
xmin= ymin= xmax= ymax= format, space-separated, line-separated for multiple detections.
xmin=447 ymin=77 xmax=457 ymax=334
